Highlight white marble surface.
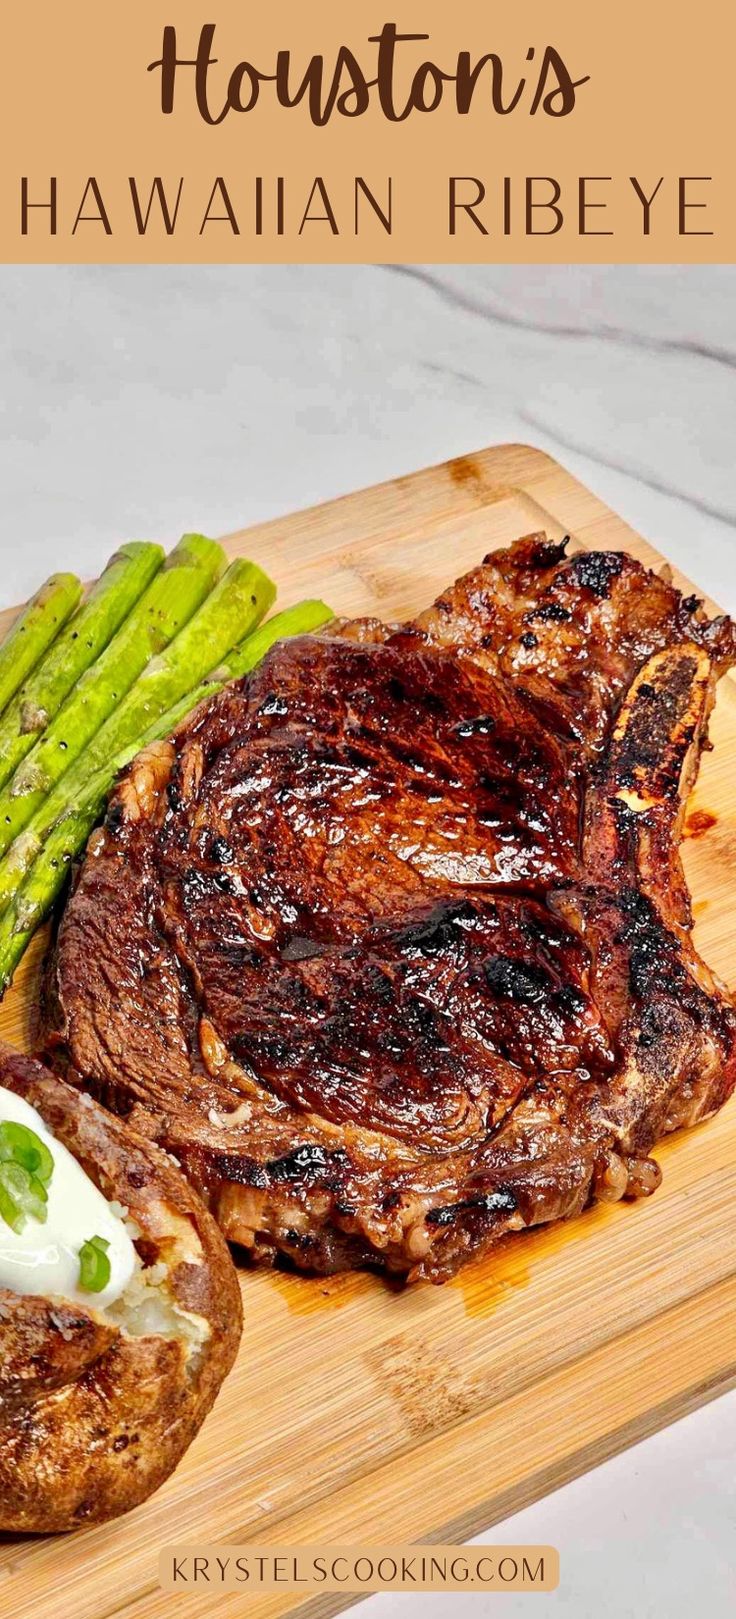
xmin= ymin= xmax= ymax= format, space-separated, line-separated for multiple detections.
xmin=1 ymin=266 xmax=735 ymax=609
xmin=0 ymin=265 xmax=734 ymax=1614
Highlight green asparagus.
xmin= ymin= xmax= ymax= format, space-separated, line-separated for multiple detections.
xmin=0 ymin=542 xmax=164 ymax=796
xmin=0 ymin=573 xmax=82 ymax=719
xmin=0 ymin=747 xmax=151 ymax=994
xmin=0 ymin=596 xmax=332 ymax=992
xmin=0 ymin=698 xmax=192 ymax=992
xmin=145 ymin=598 xmax=333 ymax=730
xmin=205 ymin=599 xmax=333 ymax=685
xmin=0 ymin=556 xmax=275 ymax=912
xmin=0 ymin=534 xmax=224 ymax=859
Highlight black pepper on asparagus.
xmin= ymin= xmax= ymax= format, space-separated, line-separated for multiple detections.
xmin=0 ymin=573 xmax=82 ymax=720
xmin=0 ymin=534 xmax=225 ymax=858
xmin=0 ymin=542 xmax=164 ymax=795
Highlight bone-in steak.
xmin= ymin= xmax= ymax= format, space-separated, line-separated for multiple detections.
xmin=43 ymin=536 xmax=736 ymax=1282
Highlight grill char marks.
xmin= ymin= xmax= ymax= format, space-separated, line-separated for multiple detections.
xmin=43 ymin=536 xmax=736 ymax=1282
xmin=414 ymin=533 xmax=736 ymax=751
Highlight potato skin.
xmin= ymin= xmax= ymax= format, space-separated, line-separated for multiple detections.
xmin=0 ymin=1042 xmax=242 ymax=1533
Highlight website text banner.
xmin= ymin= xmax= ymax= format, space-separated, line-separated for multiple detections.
xmin=3 ymin=1 xmax=734 ymax=263
xmin=158 ymin=1545 xmax=560 ymax=1594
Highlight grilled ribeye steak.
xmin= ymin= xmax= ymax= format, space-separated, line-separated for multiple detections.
xmin=43 ymin=536 xmax=736 ymax=1282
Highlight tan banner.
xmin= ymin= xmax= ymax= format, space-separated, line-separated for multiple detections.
xmin=158 ymin=1544 xmax=560 ymax=1593
xmin=2 ymin=1 xmax=734 ymax=263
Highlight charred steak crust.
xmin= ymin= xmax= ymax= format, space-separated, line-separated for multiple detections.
xmin=42 ymin=535 xmax=736 ymax=1282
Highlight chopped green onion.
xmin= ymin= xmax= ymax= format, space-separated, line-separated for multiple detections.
xmin=0 ymin=1163 xmax=23 ymax=1232
xmin=78 ymin=1234 xmax=111 ymax=1294
xmin=0 ymin=1118 xmax=54 ymax=1230
xmin=0 ymin=1159 xmax=48 ymax=1232
xmin=0 ymin=1119 xmax=54 ymax=1185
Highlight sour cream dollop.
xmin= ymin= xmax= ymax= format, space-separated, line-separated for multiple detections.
xmin=0 ymin=1085 xmax=136 ymax=1309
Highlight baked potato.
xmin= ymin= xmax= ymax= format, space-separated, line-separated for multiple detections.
xmin=0 ymin=1040 xmax=242 ymax=1532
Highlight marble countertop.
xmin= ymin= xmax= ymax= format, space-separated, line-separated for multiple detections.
xmin=2 ymin=264 xmax=736 ymax=611
xmin=0 ymin=264 xmax=734 ymax=1616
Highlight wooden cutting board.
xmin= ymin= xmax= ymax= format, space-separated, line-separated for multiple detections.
xmin=2 ymin=443 xmax=736 ymax=1619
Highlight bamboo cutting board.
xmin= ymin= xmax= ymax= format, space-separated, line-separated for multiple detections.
xmin=1 ymin=444 xmax=735 ymax=1619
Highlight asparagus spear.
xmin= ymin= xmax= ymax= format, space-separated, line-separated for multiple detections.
xmin=0 ymin=556 xmax=275 ymax=913
xmin=140 ymin=598 xmax=333 ymax=733
xmin=204 ymin=599 xmax=333 ymax=686
xmin=115 ymin=597 xmax=334 ymax=739
xmin=0 ymin=755 xmax=141 ymax=994
xmin=0 ymin=597 xmax=332 ymax=993
xmin=0 ymin=542 xmax=164 ymax=796
xmin=0 ymin=534 xmax=224 ymax=859
xmin=0 ymin=573 xmax=82 ymax=719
